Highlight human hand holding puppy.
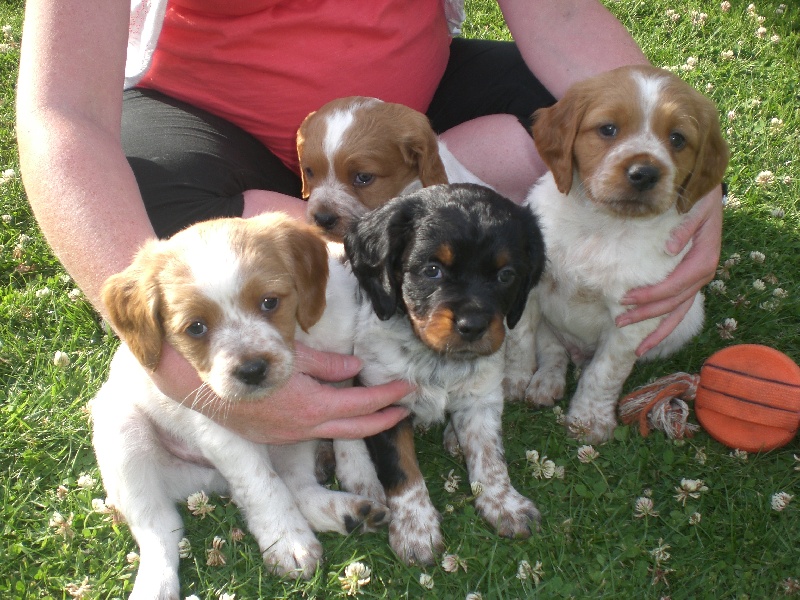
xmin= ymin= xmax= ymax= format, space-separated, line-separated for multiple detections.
xmin=149 ymin=340 xmax=411 ymax=445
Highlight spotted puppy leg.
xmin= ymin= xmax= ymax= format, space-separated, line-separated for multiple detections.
xmin=503 ymin=297 xmax=540 ymax=400
xmin=333 ymin=438 xmax=387 ymax=505
xmin=525 ymin=322 xmax=569 ymax=407
xmin=366 ymin=417 xmax=443 ymax=565
xmin=269 ymin=441 xmax=389 ymax=534
xmin=450 ymin=400 xmax=540 ymax=537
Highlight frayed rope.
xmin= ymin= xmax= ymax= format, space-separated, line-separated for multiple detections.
xmin=619 ymin=372 xmax=701 ymax=439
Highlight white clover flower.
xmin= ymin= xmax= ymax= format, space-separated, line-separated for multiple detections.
xmin=577 ymin=445 xmax=599 ymax=463
xmin=470 ymin=481 xmax=484 ymax=497
xmin=716 ymin=318 xmax=738 ymax=340
xmin=721 ymin=51 xmax=735 ymax=63
xmin=665 ymin=9 xmax=681 ymax=22
xmin=465 ymin=593 xmax=483 ymax=600
xmin=68 ymin=288 xmax=83 ymax=301
xmin=794 ymin=454 xmax=800 ymax=471
xmin=720 ymin=1 xmax=731 ymax=12
xmin=230 ymin=527 xmax=245 ymax=542
xmin=441 ymin=553 xmax=468 ymax=573
xmin=750 ymin=251 xmax=766 ymax=263
xmin=756 ymin=26 xmax=767 ymax=39
xmin=186 ymin=596 xmax=201 ymax=600
xmin=755 ymin=170 xmax=775 ymax=186
xmin=689 ymin=512 xmax=702 ymax=525
xmin=419 ymin=573 xmax=434 ymax=590
xmin=126 ymin=552 xmax=139 ymax=564
xmin=50 ymin=511 xmax=75 ymax=540
xmin=649 ymin=539 xmax=671 ymax=564
xmin=516 ymin=559 xmax=545 ymax=584
xmin=77 ymin=473 xmax=96 ymax=488
xmin=771 ymin=492 xmax=793 ymax=511
xmin=708 ymin=280 xmax=727 ymax=294
xmin=186 ymin=491 xmax=215 ymax=518
xmin=753 ymin=279 xmax=766 ymax=291
xmin=770 ymin=207 xmax=785 ymax=218
xmin=747 ymin=4 xmax=757 ymax=16
xmin=219 ymin=593 xmax=236 ymax=600
xmin=443 ymin=469 xmax=461 ymax=493
xmin=695 ymin=448 xmax=707 ymax=465
xmin=783 ymin=175 xmax=792 ymax=184
xmin=18 ymin=233 xmax=32 ymax=246
xmin=1 ymin=214 xmax=10 ymax=223
xmin=681 ymin=57 xmax=698 ymax=72
xmin=0 ymin=168 xmax=15 ymax=183
xmin=36 ymin=287 xmax=52 ymax=298
xmin=178 ymin=537 xmax=192 ymax=559
xmin=772 ymin=287 xmax=788 ymax=299
xmin=770 ymin=117 xmax=784 ymax=129
xmin=776 ymin=4 xmax=786 ymax=15
xmin=1 ymin=25 xmax=12 ymax=37
xmin=206 ymin=536 xmax=226 ymax=566
xmin=730 ymin=449 xmax=749 ymax=461
xmin=53 ymin=351 xmax=71 ymax=368
xmin=634 ymin=497 xmax=659 ymax=518
xmin=65 ymin=577 xmax=92 ymax=599
xmin=759 ymin=299 xmax=780 ymax=311
xmin=690 ymin=11 xmax=708 ymax=26
xmin=553 ymin=405 xmax=566 ymax=424
xmin=674 ymin=479 xmax=709 ymax=505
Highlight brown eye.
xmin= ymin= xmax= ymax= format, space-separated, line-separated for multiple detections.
xmin=260 ymin=297 xmax=279 ymax=312
xmin=422 ymin=263 xmax=443 ymax=279
xmin=670 ymin=132 xmax=687 ymax=150
xmin=497 ymin=267 xmax=517 ymax=285
xmin=304 ymin=167 xmax=314 ymax=179
xmin=353 ymin=173 xmax=375 ymax=187
xmin=599 ymin=124 xmax=618 ymax=138
xmin=186 ymin=320 xmax=208 ymax=338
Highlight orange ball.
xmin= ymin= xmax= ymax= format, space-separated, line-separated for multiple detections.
xmin=695 ymin=344 xmax=800 ymax=452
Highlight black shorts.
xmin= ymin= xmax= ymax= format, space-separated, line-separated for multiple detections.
xmin=122 ymin=37 xmax=556 ymax=238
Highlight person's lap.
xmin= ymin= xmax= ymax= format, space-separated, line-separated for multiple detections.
xmin=121 ymin=38 xmax=556 ymax=238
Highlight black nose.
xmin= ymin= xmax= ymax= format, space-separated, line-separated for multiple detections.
xmin=313 ymin=211 xmax=339 ymax=231
xmin=627 ymin=164 xmax=661 ymax=191
xmin=456 ymin=314 xmax=490 ymax=342
xmin=235 ymin=358 xmax=269 ymax=386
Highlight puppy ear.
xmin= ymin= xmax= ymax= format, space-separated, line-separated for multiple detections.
xmin=505 ymin=207 xmax=547 ymax=329
xmin=531 ymin=93 xmax=585 ymax=195
xmin=101 ymin=243 xmax=165 ymax=370
xmin=297 ymin=112 xmax=315 ymax=199
xmin=280 ymin=220 xmax=330 ymax=332
xmin=677 ymin=102 xmax=730 ymax=213
xmin=344 ymin=197 xmax=420 ymax=320
xmin=400 ymin=111 xmax=449 ymax=187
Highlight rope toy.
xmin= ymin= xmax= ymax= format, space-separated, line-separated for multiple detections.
xmin=618 ymin=344 xmax=800 ymax=451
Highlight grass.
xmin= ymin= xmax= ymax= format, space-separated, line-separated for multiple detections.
xmin=1 ymin=0 xmax=799 ymax=598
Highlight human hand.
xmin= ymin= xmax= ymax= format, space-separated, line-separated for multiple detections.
xmin=616 ymin=187 xmax=723 ymax=356
xmin=155 ymin=342 xmax=412 ymax=445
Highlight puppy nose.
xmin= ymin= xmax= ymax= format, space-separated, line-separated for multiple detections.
xmin=456 ymin=314 xmax=490 ymax=342
xmin=627 ymin=164 xmax=661 ymax=191
xmin=313 ymin=211 xmax=339 ymax=231
xmin=235 ymin=358 xmax=269 ymax=386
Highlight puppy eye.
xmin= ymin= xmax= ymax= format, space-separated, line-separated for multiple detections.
xmin=353 ymin=173 xmax=375 ymax=187
xmin=598 ymin=124 xmax=618 ymax=138
xmin=497 ymin=267 xmax=517 ymax=285
xmin=304 ymin=167 xmax=314 ymax=179
xmin=260 ymin=297 xmax=279 ymax=312
xmin=422 ymin=263 xmax=443 ymax=279
xmin=186 ymin=320 xmax=208 ymax=338
xmin=669 ymin=132 xmax=687 ymax=150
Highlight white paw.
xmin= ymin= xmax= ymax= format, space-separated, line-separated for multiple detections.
xmin=525 ymin=369 xmax=565 ymax=407
xmin=565 ymin=408 xmax=616 ymax=444
xmin=503 ymin=373 xmax=531 ymax=402
xmin=262 ymin=526 xmax=323 ymax=580
xmin=388 ymin=499 xmax=443 ymax=565
xmin=475 ymin=486 xmax=540 ymax=538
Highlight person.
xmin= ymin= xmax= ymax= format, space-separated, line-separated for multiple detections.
xmin=15 ymin=0 xmax=723 ymax=445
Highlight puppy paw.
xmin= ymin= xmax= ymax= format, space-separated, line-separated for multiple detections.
xmin=262 ymin=527 xmax=323 ymax=580
xmin=343 ymin=497 xmax=391 ymax=533
xmin=475 ymin=486 xmax=540 ymax=539
xmin=442 ymin=421 xmax=462 ymax=458
xmin=388 ymin=502 xmax=443 ymax=565
xmin=502 ymin=373 xmax=531 ymax=401
xmin=524 ymin=369 xmax=565 ymax=407
xmin=565 ymin=411 xmax=616 ymax=444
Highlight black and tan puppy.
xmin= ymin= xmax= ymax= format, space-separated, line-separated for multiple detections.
xmin=343 ymin=183 xmax=546 ymax=565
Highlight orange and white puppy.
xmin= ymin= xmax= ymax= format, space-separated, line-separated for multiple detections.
xmin=297 ymin=96 xmax=489 ymax=240
xmin=504 ymin=65 xmax=729 ymax=443
xmin=89 ymin=214 xmax=387 ymax=599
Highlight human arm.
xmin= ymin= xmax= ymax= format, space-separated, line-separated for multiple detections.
xmin=16 ymin=0 xmax=409 ymax=442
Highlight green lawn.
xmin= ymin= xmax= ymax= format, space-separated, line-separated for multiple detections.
xmin=1 ymin=1 xmax=798 ymax=598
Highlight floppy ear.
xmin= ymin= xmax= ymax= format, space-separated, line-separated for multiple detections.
xmin=279 ymin=220 xmax=330 ymax=332
xmin=530 ymin=93 xmax=585 ymax=195
xmin=344 ymin=197 xmax=421 ymax=320
xmin=505 ymin=207 xmax=547 ymax=329
xmin=101 ymin=243 xmax=166 ymax=370
xmin=400 ymin=111 xmax=449 ymax=187
xmin=677 ymin=102 xmax=730 ymax=213
xmin=297 ymin=112 xmax=316 ymax=199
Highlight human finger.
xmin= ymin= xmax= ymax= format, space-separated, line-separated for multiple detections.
xmin=293 ymin=342 xmax=363 ymax=383
xmin=634 ymin=295 xmax=694 ymax=357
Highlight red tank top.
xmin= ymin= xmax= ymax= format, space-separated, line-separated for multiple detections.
xmin=139 ymin=0 xmax=451 ymax=172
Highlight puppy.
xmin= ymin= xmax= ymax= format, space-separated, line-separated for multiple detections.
xmin=89 ymin=214 xmax=388 ymax=599
xmin=343 ymin=183 xmax=546 ymax=565
xmin=504 ymin=65 xmax=730 ymax=443
xmin=297 ymin=96 xmax=489 ymax=240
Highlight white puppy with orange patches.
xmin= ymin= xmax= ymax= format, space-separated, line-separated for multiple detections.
xmin=504 ymin=65 xmax=729 ymax=443
xmin=297 ymin=96 xmax=489 ymax=240
xmin=89 ymin=214 xmax=387 ymax=599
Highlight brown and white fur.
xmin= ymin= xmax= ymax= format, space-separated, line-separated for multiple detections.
xmin=89 ymin=214 xmax=387 ymax=599
xmin=504 ymin=65 xmax=729 ymax=443
xmin=297 ymin=96 xmax=490 ymax=240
